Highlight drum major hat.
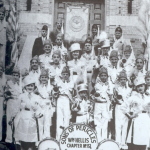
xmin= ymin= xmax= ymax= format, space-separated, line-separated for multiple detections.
xmin=124 ymin=45 xmax=132 ymax=53
xmin=136 ymin=54 xmax=145 ymax=62
xmin=61 ymin=66 xmax=70 ymax=75
xmin=84 ymin=37 xmax=92 ymax=45
xmin=115 ymin=25 xmax=122 ymax=33
xmin=99 ymin=67 xmax=108 ymax=76
xmin=70 ymin=43 xmax=81 ymax=52
xmin=134 ymin=76 xmax=145 ymax=86
xmin=40 ymin=69 xmax=49 ymax=77
xmin=30 ymin=55 xmax=39 ymax=63
xmin=23 ymin=76 xmax=36 ymax=87
xmin=109 ymin=50 xmax=118 ymax=59
xmin=43 ymin=39 xmax=52 ymax=47
xmin=118 ymin=70 xmax=127 ymax=79
xmin=42 ymin=25 xmax=48 ymax=31
xmin=92 ymin=24 xmax=98 ymax=30
xmin=12 ymin=67 xmax=20 ymax=74
xmin=52 ymin=50 xmax=61 ymax=57
xmin=102 ymin=39 xmax=110 ymax=48
xmin=77 ymin=83 xmax=88 ymax=92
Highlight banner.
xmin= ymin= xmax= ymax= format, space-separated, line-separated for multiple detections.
xmin=65 ymin=5 xmax=89 ymax=42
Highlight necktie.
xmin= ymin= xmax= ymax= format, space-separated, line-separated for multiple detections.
xmin=28 ymin=93 xmax=31 ymax=99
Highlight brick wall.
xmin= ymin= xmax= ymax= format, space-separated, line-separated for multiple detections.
xmin=17 ymin=0 xmax=53 ymax=13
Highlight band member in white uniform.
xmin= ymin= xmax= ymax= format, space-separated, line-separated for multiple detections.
xmin=15 ymin=76 xmax=44 ymax=150
xmin=72 ymin=83 xmax=93 ymax=124
xmin=113 ymin=26 xmax=125 ymax=59
xmin=68 ymin=43 xmax=85 ymax=84
xmin=39 ymin=40 xmax=53 ymax=69
xmin=5 ymin=67 xmax=22 ymax=145
xmin=36 ymin=69 xmax=53 ymax=139
xmin=113 ymin=70 xmax=132 ymax=149
xmin=55 ymin=66 xmax=75 ymax=141
xmin=0 ymin=62 xmax=6 ymax=141
xmin=26 ymin=55 xmax=41 ymax=85
xmin=124 ymin=77 xmax=150 ymax=150
xmin=119 ymin=45 xmax=135 ymax=79
xmin=92 ymin=67 xmax=113 ymax=142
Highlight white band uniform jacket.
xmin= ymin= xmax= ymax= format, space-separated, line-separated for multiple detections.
xmin=94 ymin=77 xmax=113 ymax=142
xmin=114 ymin=83 xmax=132 ymax=145
xmin=36 ymin=83 xmax=53 ymax=138
xmin=75 ymin=98 xmax=92 ymax=124
xmin=124 ymin=92 xmax=150 ymax=146
xmin=68 ymin=59 xmax=85 ymax=84
xmin=39 ymin=53 xmax=52 ymax=69
xmin=56 ymin=78 xmax=74 ymax=140
xmin=15 ymin=92 xmax=44 ymax=142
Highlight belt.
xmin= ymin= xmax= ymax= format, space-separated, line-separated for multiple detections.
xmin=73 ymin=72 xmax=77 ymax=75
xmin=25 ymin=108 xmax=30 ymax=111
xmin=76 ymin=113 xmax=88 ymax=116
xmin=142 ymin=111 xmax=147 ymax=113
xmin=95 ymin=101 xmax=107 ymax=103
xmin=87 ymin=71 xmax=92 ymax=73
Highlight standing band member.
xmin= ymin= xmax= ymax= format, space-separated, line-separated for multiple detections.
xmin=15 ymin=76 xmax=44 ymax=150
xmin=114 ymin=70 xmax=131 ymax=149
xmin=5 ymin=67 xmax=21 ymax=149
xmin=92 ymin=67 xmax=113 ymax=142
xmin=0 ymin=62 xmax=5 ymax=141
xmin=56 ymin=66 xmax=75 ymax=141
xmin=125 ymin=77 xmax=150 ymax=150
xmin=72 ymin=83 xmax=93 ymax=124
xmin=32 ymin=25 xmax=48 ymax=57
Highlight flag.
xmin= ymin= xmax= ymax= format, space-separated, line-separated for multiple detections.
xmin=61 ymin=21 xmax=64 ymax=35
xmin=138 ymin=0 xmax=150 ymax=70
xmin=7 ymin=2 xmax=20 ymax=66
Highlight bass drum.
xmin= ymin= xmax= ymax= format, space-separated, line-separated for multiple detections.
xmin=97 ymin=139 xmax=120 ymax=150
xmin=38 ymin=138 xmax=60 ymax=150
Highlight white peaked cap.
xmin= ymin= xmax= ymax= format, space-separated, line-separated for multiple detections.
xmin=70 ymin=43 xmax=81 ymax=52
xmin=134 ymin=76 xmax=145 ymax=86
xmin=102 ymin=39 xmax=110 ymax=48
xmin=23 ymin=76 xmax=36 ymax=87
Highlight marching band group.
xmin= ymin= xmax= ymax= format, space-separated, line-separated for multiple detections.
xmin=0 ymin=4 xmax=150 ymax=150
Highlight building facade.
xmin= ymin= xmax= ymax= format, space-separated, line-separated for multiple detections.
xmin=4 ymin=0 xmax=143 ymax=53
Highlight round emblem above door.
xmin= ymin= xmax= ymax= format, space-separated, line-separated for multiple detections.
xmin=69 ymin=16 xmax=85 ymax=32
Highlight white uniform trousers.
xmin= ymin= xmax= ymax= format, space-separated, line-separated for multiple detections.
xmin=0 ymin=96 xmax=3 ymax=140
xmin=115 ymin=104 xmax=128 ymax=145
xmin=56 ymin=95 xmax=71 ymax=141
xmin=94 ymin=103 xmax=110 ymax=142
xmin=5 ymin=98 xmax=19 ymax=144
xmin=0 ymin=44 xmax=6 ymax=67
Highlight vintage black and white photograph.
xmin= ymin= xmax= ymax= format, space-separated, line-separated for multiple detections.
xmin=0 ymin=0 xmax=150 ymax=150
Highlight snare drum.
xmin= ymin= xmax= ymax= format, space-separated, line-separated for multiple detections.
xmin=38 ymin=138 xmax=60 ymax=150
xmin=96 ymin=139 xmax=120 ymax=150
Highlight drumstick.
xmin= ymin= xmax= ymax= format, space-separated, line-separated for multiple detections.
xmin=35 ymin=117 xmax=40 ymax=141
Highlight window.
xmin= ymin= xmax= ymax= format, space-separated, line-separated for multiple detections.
xmin=128 ymin=0 xmax=133 ymax=14
xmin=27 ymin=0 xmax=32 ymax=11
